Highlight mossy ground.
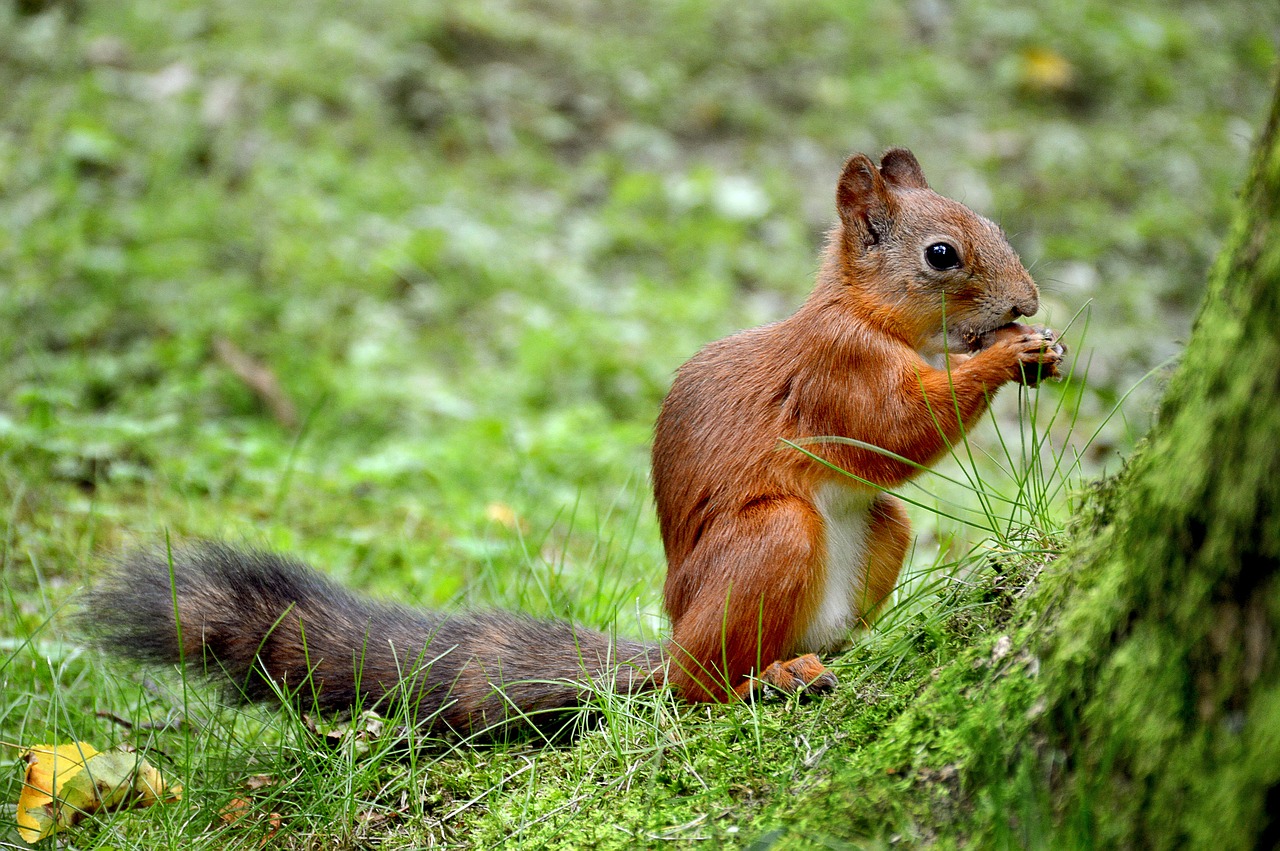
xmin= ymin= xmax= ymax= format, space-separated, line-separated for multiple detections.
xmin=1 ymin=1 xmax=1276 ymax=847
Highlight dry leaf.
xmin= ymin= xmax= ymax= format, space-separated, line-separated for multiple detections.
xmin=18 ymin=742 xmax=99 ymax=843
xmin=220 ymin=796 xmax=253 ymax=824
xmin=242 ymin=774 xmax=277 ymax=791
xmin=17 ymin=742 xmax=181 ymax=843
xmin=221 ymin=795 xmax=282 ymax=842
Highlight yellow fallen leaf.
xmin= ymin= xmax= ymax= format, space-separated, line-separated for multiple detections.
xmin=63 ymin=749 xmax=182 ymax=809
xmin=17 ymin=742 xmax=99 ymax=843
xmin=17 ymin=742 xmax=181 ymax=843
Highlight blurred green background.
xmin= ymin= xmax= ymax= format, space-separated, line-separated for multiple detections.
xmin=0 ymin=0 xmax=1275 ymax=611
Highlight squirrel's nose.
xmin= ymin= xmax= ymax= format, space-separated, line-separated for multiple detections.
xmin=1010 ymin=292 xmax=1039 ymax=320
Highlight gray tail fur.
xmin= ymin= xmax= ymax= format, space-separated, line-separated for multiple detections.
xmin=84 ymin=542 xmax=661 ymax=740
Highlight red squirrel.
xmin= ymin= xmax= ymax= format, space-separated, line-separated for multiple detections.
xmin=87 ymin=149 xmax=1063 ymax=737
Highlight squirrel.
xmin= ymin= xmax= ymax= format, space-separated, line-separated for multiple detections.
xmin=86 ymin=148 xmax=1063 ymax=738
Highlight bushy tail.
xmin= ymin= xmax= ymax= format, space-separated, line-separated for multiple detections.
xmin=84 ymin=542 xmax=660 ymax=739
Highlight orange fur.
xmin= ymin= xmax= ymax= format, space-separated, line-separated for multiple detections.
xmin=653 ymin=148 xmax=1062 ymax=702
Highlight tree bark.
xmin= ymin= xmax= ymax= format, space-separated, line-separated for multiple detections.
xmin=1034 ymin=75 xmax=1280 ymax=847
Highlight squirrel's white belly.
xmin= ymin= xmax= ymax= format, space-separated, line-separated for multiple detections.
xmin=799 ymin=481 xmax=876 ymax=655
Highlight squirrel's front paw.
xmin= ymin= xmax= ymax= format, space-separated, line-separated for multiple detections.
xmin=980 ymin=323 xmax=1066 ymax=386
xmin=1014 ymin=325 xmax=1066 ymax=386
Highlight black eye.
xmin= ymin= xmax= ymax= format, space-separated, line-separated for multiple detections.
xmin=925 ymin=242 xmax=961 ymax=271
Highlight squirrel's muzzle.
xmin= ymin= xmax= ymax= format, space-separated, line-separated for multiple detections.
xmin=1010 ymin=288 xmax=1039 ymax=320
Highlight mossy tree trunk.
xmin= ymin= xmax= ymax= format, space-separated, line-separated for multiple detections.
xmin=1035 ymin=76 xmax=1280 ymax=847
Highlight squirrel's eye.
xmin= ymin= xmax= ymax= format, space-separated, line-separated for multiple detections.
xmin=925 ymin=242 xmax=961 ymax=271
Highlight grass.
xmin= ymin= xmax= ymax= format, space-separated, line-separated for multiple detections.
xmin=1 ymin=0 xmax=1276 ymax=846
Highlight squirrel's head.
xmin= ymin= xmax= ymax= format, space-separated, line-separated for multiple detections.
xmin=833 ymin=148 xmax=1040 ymax=357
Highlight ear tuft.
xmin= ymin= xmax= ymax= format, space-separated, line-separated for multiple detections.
xmin=836 ymin=153 xmax=892 ymax=247
xmin=879 ymin=148 xmax=929 ymax=190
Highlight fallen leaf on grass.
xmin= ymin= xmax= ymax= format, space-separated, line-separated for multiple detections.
xmin=310 ymin=709 xmax=409 ymax=758
xmin=242 ymin=773 xmax=278 ymax=791
xmin=221 ymin=796 xmax=283 ymax=842
xmin=17 ymin=742 xmax=181 ymax=843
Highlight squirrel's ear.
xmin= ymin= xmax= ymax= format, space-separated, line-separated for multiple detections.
xmin=879 ymin=148 xmax=929 ymax=190
xmin=836 ymin=154 xmax=893 ymax=247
